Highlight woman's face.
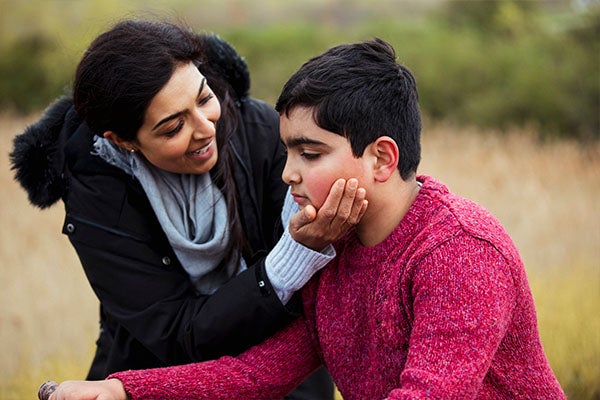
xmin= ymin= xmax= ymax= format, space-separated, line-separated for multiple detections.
xmin=133 ymin=62 xmax=222 ymax=175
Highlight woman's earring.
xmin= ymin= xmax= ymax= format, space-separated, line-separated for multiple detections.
xmin=129 ymin=148 xmax=136 ymax=153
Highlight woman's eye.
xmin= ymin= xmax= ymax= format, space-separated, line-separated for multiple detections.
xmin=198 ymin=93 xmax=215 ymax=106
xmin=164 ymin=120 xmax=184 ymax=137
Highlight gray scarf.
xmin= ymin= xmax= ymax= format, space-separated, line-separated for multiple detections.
xmin=92 ymin=136 xmax=245 ymax=294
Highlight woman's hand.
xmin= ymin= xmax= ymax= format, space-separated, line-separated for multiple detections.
xmin=38 ymin=379 xmax=127 ymax=400
xmin=289 ymin=178 xmax=367 ymax=250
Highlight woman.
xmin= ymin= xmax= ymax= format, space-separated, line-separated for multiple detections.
xmin=11 ymin=19 xmax=366 ymax=399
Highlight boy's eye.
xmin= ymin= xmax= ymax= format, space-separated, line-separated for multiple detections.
xmin=301 ymin=152 xmax=320 ymax=160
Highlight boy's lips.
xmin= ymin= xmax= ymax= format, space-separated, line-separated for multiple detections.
xmin=291 ymin=192 xmax=310 ymax=205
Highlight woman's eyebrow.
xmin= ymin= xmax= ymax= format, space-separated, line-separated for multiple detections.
xmin=152 ymin=78 xmax=206 ymax=131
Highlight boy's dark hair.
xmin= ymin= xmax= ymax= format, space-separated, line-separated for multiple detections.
xmin=276 ymin=38 xmax=421 ymax=180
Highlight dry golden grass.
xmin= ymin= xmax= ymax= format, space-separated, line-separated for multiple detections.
xmin=418 ymin=121 xmax=600 ymax=399
xmin=0 ymin=112 xmax=98 ymax=399
xmin=1 ymin=114 xmax=598 ymax=399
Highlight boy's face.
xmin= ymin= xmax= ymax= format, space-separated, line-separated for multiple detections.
xmin=280 ymin=107 xmax=371 ymax=210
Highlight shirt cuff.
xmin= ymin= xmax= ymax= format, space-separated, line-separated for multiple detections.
xmin=265 ymin=228 xmax=335 ymax=304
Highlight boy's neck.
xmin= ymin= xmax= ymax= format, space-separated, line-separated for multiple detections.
xmin=356 ymin=174 xmax=420 ymax=247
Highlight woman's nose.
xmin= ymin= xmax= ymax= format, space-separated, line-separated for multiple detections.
xmin=191 ymin=110 xmax=217 ymax=139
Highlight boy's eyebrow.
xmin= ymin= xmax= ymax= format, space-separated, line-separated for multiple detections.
xmin=152 ymin=77 xmax=206 ymax=131
xmin=283 ymin=136 xmax=327 ymax=148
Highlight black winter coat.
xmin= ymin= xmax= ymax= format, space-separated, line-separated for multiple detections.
xmin=10 ymin=40 xmax=333 ymax=399
xmin=12 ymin=93 xmax=301 ymax=369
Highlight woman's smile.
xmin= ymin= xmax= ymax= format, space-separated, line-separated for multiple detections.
xmin=133 ymin=63 xmax=221 ymax=174
xmin=187 ymin=139 xmax=215 ymax=160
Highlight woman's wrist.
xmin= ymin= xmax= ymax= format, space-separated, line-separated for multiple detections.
xmin=265 ymin=229 xmax=335 ymax=304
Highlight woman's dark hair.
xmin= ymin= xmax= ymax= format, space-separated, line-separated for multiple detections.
xmin=276 ymin=38 xmax=421 ymax=180
xmin=74 ymin=19 xmax=247 ymax=271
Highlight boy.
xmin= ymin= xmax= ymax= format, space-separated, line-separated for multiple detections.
xmin=45 ymin=39 xmax=565 ymax=400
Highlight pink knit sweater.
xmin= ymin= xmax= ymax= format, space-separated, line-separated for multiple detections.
xmin=111 ymin=176 xmax=565 ymax=399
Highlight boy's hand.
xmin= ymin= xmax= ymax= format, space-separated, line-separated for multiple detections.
xmin=289 ymin=178 xmax=367 ymax=250
xmin=39 ymin=379 xmax=126 ymax=400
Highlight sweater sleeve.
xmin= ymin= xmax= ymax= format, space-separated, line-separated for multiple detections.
xmin=266 ymin=189 xmax=336 ymax=304
xmin=109 ymin=317 xmax=322 ymax=400
xmin=386 ymin=235 xmax=516 ymax=400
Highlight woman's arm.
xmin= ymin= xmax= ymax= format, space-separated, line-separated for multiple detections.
xmin=67 ymin=95 xmax=365 ymax=369
xmin=71 ymin=226 xmax=299 ymax=364
xmin=70 ymin=178 xmax=365 ymax=367
xmin=266 ymin=182 xmax=366 ymax=303
xmin=235 ymin=97 xmax=367 ymax=304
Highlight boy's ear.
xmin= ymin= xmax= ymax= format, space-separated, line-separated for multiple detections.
xmin=369 ymin=136 xmax=399 ymax=183
xmin=103 ymin=131 xmax=137 ymax=153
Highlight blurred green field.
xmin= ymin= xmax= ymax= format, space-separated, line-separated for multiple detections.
xmin=531 ymin=266 xmax=600 ymax=400
xmin=1 ymin=0 xmax=598 ymax=139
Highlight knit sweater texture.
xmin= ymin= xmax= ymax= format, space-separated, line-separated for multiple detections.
xmin=111 ymin=175 xmax=565 ymax=399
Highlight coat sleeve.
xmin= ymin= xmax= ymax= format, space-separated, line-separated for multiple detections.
xmin=109 ymin=318 xmax=322 ymax=400
xmin=65 ymin=206 xmax=301 ymax=366
xmin=61 ymin=112 xmax=299 ymax=367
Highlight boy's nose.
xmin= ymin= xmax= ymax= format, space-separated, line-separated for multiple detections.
xmin=281 ymin=160 xmax=300 ymax=185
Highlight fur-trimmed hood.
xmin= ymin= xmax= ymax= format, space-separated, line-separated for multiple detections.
xmin=10 ymin=34 xmax=251 ymax=209
xmin=10 ymin=96 xmax=72 ymax=208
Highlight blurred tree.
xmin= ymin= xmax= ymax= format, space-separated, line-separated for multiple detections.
xmin=440 ymin=0 xmax=540 ymax=38
xmin=0 ymin=0 xmax=596 ymax=140
xmin=0 ymin=34 xmax=67 ymax=112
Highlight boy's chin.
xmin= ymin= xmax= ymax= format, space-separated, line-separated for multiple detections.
xmin=298 ymin=203 xmax=321 ymax=214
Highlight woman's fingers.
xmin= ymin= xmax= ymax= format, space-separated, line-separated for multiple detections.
xmin=290 ymin=178 xmax=367 ymax=250
xmin=328 ymin=180 xmax=367 ymax=230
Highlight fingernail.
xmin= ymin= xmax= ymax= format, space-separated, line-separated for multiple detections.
xmin=348 ymin=179 xmax=357 ymax=190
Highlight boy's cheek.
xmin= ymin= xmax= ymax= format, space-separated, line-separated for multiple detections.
xmin=305 ymin=171 xmax=340 ymax=210
xmin=309 ymin=185 xmax=333 ymax=211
